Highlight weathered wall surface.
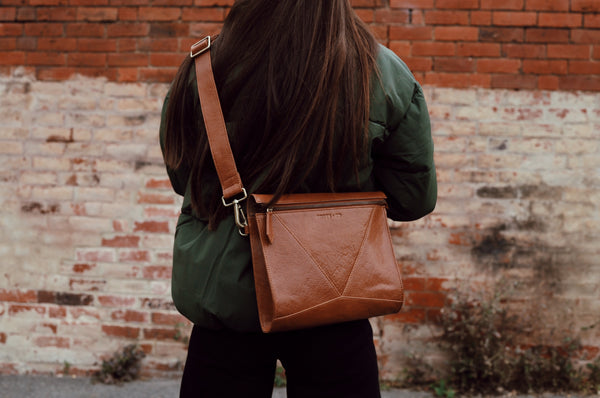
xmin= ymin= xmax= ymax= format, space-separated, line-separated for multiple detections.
xmin=0 ymin=0 xmax=599 ymax=380
xmin=1 ymin=71 xmax=598 ymax=377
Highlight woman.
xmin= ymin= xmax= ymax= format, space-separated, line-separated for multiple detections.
xmin=160 ymin=1 xmax=436 ymax=397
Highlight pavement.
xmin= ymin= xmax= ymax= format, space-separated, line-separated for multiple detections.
xmin=0 ymin=375 xmax=433 ymax=398
xmin=0 ymin=375 xmax=594 ymax=397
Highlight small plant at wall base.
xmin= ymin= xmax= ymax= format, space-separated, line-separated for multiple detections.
xmin=93 ymin=344 xmax=146 ymax=385
xmin=435 ymin=288 xmax=600 ymax=395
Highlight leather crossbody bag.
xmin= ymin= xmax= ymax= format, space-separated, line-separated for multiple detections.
xmin=191 ymin=37 xmax=404 ymax=332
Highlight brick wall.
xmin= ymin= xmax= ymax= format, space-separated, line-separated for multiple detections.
xmin=0 ymin=0 xmax=599 ymax=89
xmin=0 ymin=0 xmax=599 ymax=380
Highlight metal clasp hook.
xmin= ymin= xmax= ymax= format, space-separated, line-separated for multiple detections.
xmin=222 ymin=188 xmax=248 ymax=236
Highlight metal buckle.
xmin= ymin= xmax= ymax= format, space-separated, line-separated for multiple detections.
xmin=190 ymin=36 xmax=211 ymax=58
xmin=222 ymin=188 xmax=248 ymax=236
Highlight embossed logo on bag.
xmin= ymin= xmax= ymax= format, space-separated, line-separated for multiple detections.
xmin=316 ymin=212 xmax=343 ymax=219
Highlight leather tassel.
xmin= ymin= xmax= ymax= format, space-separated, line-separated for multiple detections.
xmin=266 ymin=209 xmax=274 ymax=244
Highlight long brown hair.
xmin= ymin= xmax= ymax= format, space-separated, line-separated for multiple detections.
xmin=164 ymin=0 xmax=379 ymax=229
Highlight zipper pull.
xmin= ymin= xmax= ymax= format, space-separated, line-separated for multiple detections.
xmin=266 ymin=208 xmax=274 ymax=244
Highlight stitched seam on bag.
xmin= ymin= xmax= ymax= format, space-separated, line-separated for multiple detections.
xmin=273 ymin=213 xmax=342 ymax=296
xmin=341 ymin=206 xmax=375 ymax=296
xmin=274 ymin=296 xmax=403 ymax=321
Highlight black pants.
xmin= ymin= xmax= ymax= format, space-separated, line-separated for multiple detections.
xmin=180 ymin=319 xmax=381 ymax=398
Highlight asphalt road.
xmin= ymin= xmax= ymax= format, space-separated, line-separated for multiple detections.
xmin=0 ymin=375 xmax=434 ymax=398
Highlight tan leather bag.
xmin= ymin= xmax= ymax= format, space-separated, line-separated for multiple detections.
xmin=191 ymin=37 xmax=404 ymax=333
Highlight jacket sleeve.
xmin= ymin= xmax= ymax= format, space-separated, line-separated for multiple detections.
xmin=159 ymin=89 xmax=189 ymax=197
xmin=372 ymin=73 xmax=437 ymax=222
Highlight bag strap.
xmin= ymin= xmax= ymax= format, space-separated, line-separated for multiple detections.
xmin=191 ymin=37 xmax=248 ymax=233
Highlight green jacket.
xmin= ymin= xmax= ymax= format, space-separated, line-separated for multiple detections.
xmin=160 ymin=44 xmax=436 ymax=331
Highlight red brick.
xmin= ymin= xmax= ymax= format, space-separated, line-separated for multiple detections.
xmin=24 ymin=22 xmax=63 ymax=36
xmin=29 ymin=0 xmax=69 ymax=4
xmin=547 ymin=44 xmax=590 ymax=59
xmin=77 ymin=38 xmax=117 ymax=52
xmin=412 ymin=42 xmax=455 ymax=56
xmin=34 ymin=336 xmax=70 ymax=348
xmin=118 ymin=38 xmax=136 ymax=52
xmin=435 ymin=26 xmax=479 ymax=41
xmin=77 ymin=7 xmax=118 ymax=21
xmin=525 ymin=0 xmax=569 ymax=11
xmin=70 ymin=0 xmax=110 ymax=4
xmin=572 ymin=0 xmax=600 ymax=12
xmin=143 ymin=327 xmax=178 ymax=340
xmin=558 ymin=76 xmax=600 ymax=91
xmin=111 ymin=309 xmax=148 ymax=323
xmin=0 ymin=289 xmax=37 ymax=303
xmin=471 ymin=11 xmax=492 ymax=25
xmin=425 ymin=72 xmax=492 ymax=88
xmin=49 ymin=307 xmax=67 ymax=318
xmin=119 ymin=250 xmax=151 ymax=263
xmin=523 ymin=60 xmax=567 ymax=74
xmin=98 ymin=295 xmax=137 ymax=307
xmin=434 ymin=57 xmax=476 ymax=72
xmin=389 ymin=41 xmax=411 ymax=57
xmin=17 ymin=37 xmax=36 ymax=50
xmin=107 ymin=23 xmax=150 ymax=37
xmin=107 ymin=53 xmax=149 ymax=67
xmin=477 ymin=58 xmax=521 ymax=73
xmin=150 ymin=53 xmax=182 ymax=67
xmin=0 ymin=7 xmax=16 ymax=20
xmin=181 ymin=7 xmax=226 ymax=22
xmin=8 ymin=304 xmax=46 ymax=317
xmin=102 ymin=325 xmax=140 ymax=339
xmin=479 ymin=27 xmax=524 ymax=42
xmin=72 ymin=263 xmax=96 ymax=273
xmin=594 ymin=46 xmax=600 ymax=60
xmin=584 ymin=14 xmax=600 ymax=29
xmin=118 ymin=7 xmax=137 ymax=20
xmin=138 ymin=192 xmax=176 ymax=205
xmin=0 ymin=333 xmax=6 ymax=344
xmin=0 ymin=23 xmax=23 ymax=36
xmin=405 ymin=291 xmax=446 ymax=308
xmin=37 ymin=7 xmax=77 ymax=21
xmin=117 ymin=67 xmax=138 ymax=82
xmin=65 ymin=22 xmax=105 ymax=37
xmin=385 ymin=308 xmax=426 ymax=324
xmin=569 ymin=61 xmax=600 ymax=75
xmin=102 ymin=235 xmax=140 ymax=248
xmin=538 ymin=13 xmax=582 ymax=28
xmin=436 ymin=0 xmax=479 ymax=9
xmin=138 ymin=67 xmax=178 ymax=82
xmin=152 ymin=312 xmax=189 ymax=326
xmin=525 ymin=28 xmax=569 ymax=43
xmin=571 ymin=29 xmax=600 ymax=44
xmin=481 ymin=0 xmax=523 ymax=9
xmin=133 ymin=221 xmax=169 ymax=233
xmin=0 ymin=38 xmax=17 ymax=50
xmin=138 ymin=7 xmax=181 ymax=21
xmin=390 ymin=0 xmax=433 ymax=7
xmin=26 ymin=52 xmax=66 ymax=66
xmin=37 ymin=38 xmax=77 ymax=51
xmin=0 ymin=51 xmax=25 ymax=65
xmin=389 ymin=26 xmax=432 ymax=41
xmin=491 ymin=74 xmax=537 ymax=89
xmin=16 ymin=7 xmax=36 ymax=21
xmin=457 ymin=42 xmax=501 ymax=57
xmin=493 ymin=11 xmax=537 ymax=26
xmin=142 ymin=265 xmax=171 ymax=279
xmin=424 ymin=10 xmax=469 ymax=25
xmin=503 ymin=43 xmax=546 ymax=58
xmin=402 ymin=277 xmax=426 ymax=291
xmin=403 ymin=57 xmax=433 ymax=71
